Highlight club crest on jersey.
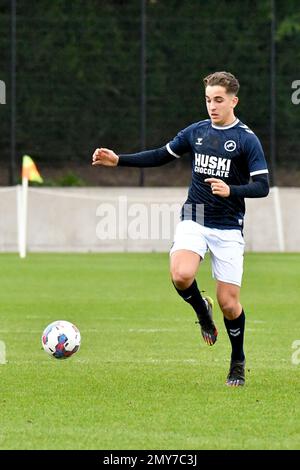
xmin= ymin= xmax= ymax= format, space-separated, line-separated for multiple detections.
xmin=224 ymin=140 xmax=236 ymax=152
xmin=194 ymin=153 xmax=231 ymax=177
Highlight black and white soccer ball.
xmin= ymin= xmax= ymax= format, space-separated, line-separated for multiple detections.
xmin=42 ymin=320 xmax=81 ymax=359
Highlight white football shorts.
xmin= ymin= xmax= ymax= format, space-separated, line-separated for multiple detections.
xmin=170 ymin=220 xmax=245 ymax=286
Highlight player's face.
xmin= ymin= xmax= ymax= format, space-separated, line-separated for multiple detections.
xmin=205 ymin=85 xmax=238 ymax=126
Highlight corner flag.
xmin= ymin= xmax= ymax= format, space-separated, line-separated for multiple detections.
xmin=22 ymin=155 xmax=43 ymax=183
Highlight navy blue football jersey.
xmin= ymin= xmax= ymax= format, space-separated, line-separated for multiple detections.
xmin=166 ymin=118 xmax=269 ymax=230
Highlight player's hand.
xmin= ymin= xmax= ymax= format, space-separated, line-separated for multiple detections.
xmin=92 ymin=148 xmax=119 ymax=167
xmin=205 ymin=178 xmax=230 ymax=197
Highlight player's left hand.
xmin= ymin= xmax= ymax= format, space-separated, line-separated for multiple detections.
xmin=205 ymin=178 xmax=230 ymax=197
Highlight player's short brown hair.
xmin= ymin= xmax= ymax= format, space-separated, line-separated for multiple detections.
xmin=203 ymin=71 xmax=240 ymax=95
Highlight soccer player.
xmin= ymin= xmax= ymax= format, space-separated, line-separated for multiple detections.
xmin=92 ymin=71 xmax=269 ymax=387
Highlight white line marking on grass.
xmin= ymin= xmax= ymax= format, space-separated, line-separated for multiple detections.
xmin=79 ymin=358 xmax=199 ymax=365
xmin=248 ymin=320 xmax=266 ymax=324
xmin=145 ymin=358 xmax=199 ymax=364
xmin=8 ymin=357 xmax=201 ymax=366
xmin=129 ymin=328 xmax=175 ymax=333
xmin=99 ymin=318 xmax=125 ymax=321
xmin=0 ymin=328 xmax=99 ymax=334
xmin=0 ymin=329 xmax=43 ymax=334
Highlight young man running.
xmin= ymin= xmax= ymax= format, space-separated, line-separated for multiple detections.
xmin=92 ymin=71 xmax=269 ymax=387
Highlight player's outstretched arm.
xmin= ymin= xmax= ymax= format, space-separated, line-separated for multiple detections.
xmin=92 ymin=148 xmax=119 ymax=167
xmin=92 ymin=146 xmax=177 ymax=168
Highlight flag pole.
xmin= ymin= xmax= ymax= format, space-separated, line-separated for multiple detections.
xmin=17 ymin=184 xmax=22 ymax=256
xmin=18 ymin=155 xmax=43 ymax=258
xmin=19 ymin=175 xmax=28 ymax=258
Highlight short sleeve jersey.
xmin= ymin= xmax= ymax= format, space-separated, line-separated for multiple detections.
xmin=166 ymin=118 xmax=269 ymax=230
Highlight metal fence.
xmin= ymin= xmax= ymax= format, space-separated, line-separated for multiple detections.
xmin=0 ymin=0 xmax=300 ymax=187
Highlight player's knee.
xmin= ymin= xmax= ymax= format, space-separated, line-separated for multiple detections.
xmin=218 ymin=297 xmax=238 ymax=318
xmin=171 ymin=267 xmax=194 ymax=290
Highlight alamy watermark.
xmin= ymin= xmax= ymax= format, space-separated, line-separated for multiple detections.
xmin=0 ymin=341 xmax=7 ymax=364
xmin=0 ymin=80 xmax=6 ymax=104
xmin=95 ymin=196 xmax=204 ymax=240
xmin=291 ymin=80 xmax=300 ymax=105
xmin=291 ymin=339 xmax=300 ymax=365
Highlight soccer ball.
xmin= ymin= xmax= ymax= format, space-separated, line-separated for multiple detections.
xmin=41 ymin=320 xmax=81 ymax=359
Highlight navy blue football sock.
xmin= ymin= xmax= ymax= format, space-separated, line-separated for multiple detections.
xmin=173 ymin=280 xmax=208 ymax=319
xmin=224 ymin=310 xmax=245 ymax=361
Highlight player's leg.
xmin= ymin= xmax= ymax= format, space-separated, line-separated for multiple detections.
xmin=216 ymin=281 xmax=246 ymax=387
xmin=208 ymin=228 xmax=246 ymax=385
xmin=170 ymin=220 xmax=218 ymax=345
xmin=170 ymin=249 xmax=218 ymax=346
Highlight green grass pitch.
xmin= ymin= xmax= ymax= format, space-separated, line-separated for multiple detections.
xmin=0 ymin=252 xmax=299 ymax=450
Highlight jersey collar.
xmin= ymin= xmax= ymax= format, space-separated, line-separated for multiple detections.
xmin=211 ymin=118 xmax=239 ymax=130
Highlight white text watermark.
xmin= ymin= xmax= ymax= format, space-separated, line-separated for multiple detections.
xmin=0 ymin=341 xmax=7 ymax=364
xmin=291 ymin=339 xmax=300 ymax=365
xmin=0 ymin=80 xmax=6 ymax=104
xmin=95 ymin=196 xmax=204 ymax=240
xmin=291 ymin=80 xmax=300 ymax=105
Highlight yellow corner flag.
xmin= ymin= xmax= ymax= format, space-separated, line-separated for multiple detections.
xmin=22 ymin=155 xmax=43 ymax=183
